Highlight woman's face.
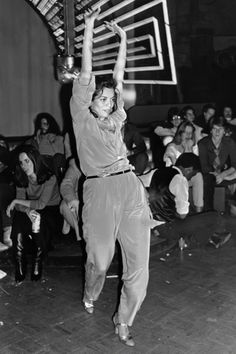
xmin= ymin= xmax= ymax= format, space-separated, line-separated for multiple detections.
xmin=181 ymin=126 xmax=193 ymax=141
xmin=19 ymin=153 xmax=34 ymax=177
xmin=91 ymin=87 xmax=116 ymax=119
xmin=211 ymin=124 xmax=225 ymax=143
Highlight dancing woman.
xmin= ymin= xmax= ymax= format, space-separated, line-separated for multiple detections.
xmin=70 ymin=8 xmax=151 ymax=347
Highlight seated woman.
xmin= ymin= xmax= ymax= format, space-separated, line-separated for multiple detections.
xmin=181 ymin=105 xmax=205 ymax=143
xmin=26 ymin=113 xmax=66 ymax=183
xmin=154 ymin=107 xmax=183 ymax=146
xmin=6 ymin=145 xmax=61 ymax=282
xmin=0 ymin=136 xmax=15 ymax=251
xmin=60 ymin=158 xmax=83 ymax=240
xmin=28 ymin=112 xmax=64 ymax=156
xmin=163 ymin=121 xmax=204 ymax=213
xmin=198 ymin=116 xmax=236 ymax=211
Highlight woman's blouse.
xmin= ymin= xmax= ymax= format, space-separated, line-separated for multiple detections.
xmin=16 ymin=175 xmax=60 ymax=211
xmin=70 ymin=75 xmax=131 ymax=177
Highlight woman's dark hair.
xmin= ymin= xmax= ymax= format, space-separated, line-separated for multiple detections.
xmin=209 ymin=115 xmax=227 ymax=131
xmin=173 ymin=121 xmax=195 ymax=145
xmin=91 ymin=76 xmax=118 ymax=113
xmin=34 ymin=112 xmax=61 ymax=135
xmin=14 ymin=145 xmax=53 ymax=187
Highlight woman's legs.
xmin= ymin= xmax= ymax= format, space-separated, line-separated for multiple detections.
xmin=82 ymin=173 xmax=151 ymax=329
xmin=11 ymin=211 xmax=32 ymax=282
xmin=82 ymin=179 xmax=117 ymax=304
xmin=117 ymin=177 xmax=150 ymax=326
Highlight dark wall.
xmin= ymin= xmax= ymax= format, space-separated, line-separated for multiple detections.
xmin=137 ymin=0 xmax=236 ymax=108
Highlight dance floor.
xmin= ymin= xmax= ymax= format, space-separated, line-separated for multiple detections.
xmin=1 ymin=212 xmax=236 ymax=353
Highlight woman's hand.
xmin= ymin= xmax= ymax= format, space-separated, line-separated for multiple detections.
xmin=6 ymin=199 xmax=17 ymax=217
xmin=84 ymin=7 xmax=100 ymax=24
xmin=68 ymin=200 xmax=79 ymax=216
xmin=104 ymin=21 xmax=126 ymax=39
xmin=26 ymin=209 xmax=39 ymax=223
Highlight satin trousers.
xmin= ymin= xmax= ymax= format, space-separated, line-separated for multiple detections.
xmin=82 ymin=171 xmax=151 ymax=326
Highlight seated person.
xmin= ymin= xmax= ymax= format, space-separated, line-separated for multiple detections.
xmin=0 ymin=136 xmax=15 ymax=251
xmin=220 ymin=105 xmax=236 ymax=142
xmin=154 ymin=107 xmax=183 ymax=146
xmin=6 ymin=145 xmax=61 ymax=283
xmin=195 ymin=103 xmax=216 ymax=135
xmin=163 ymin=121 xmax=204 ymax=213
xmin=26 ymin=113 xmax=66 ymax=183
xmin=60 ymin=158 xmax=83 ymax=240
xmin=123 ymin=122 xmax=148 ymax=175
xmin=198 ymin=115 xmax=236 ymax=211
xmin=149 ymin=153 xmax=201 ymax=222
xmin=27 ymin=112 xmax=64 ymax=156
xmin=180 ymin=105 xmax=205 ymax=143
xmin=141 ymin=154 xmax=231 ymax=249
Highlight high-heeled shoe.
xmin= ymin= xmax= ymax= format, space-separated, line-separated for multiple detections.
xmin=83 ymin=300 xmax=94 ymax=314
xmin=112 ymin=314 xmax=135 ymax=347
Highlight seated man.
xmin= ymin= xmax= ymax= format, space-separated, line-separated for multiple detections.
xmin=198 ymin=116 xmax=236 ymax=211
xmin=149 ymin=153 xmax=200 ymax=223
xmin=147 ymin=153 xmax=231 ymax=248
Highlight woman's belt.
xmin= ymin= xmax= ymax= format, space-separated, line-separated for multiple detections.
xmin=86 ymin=168 xmax=132 ymax=179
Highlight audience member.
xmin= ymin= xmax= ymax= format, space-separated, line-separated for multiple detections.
xmin=181 ymin=105 xmax=205 ymax=142
xmin=123 ymin=122 xmax=148 ymax=175
xmin=60 ymin=158 xmax=82 ymax=240
xmin=154 ymin=107 xmax=182 ymax=146
xmin=149 ymin=153 xmax=201 ymax=222
xmin=163 ymin=121 xmax=203 ymax=212
xmin=6 ymin=145 xmax=61 ymax=282
xmin=195 ymin=103 xmax=216 ymax=134
xmin=198 ymin=116 xmax=236 ymax=211
xmin=0 ymin=136 xmax=15 ymax=251
xmin=220 ymin=105 xmax=236 ymax=141
xmin=148 ymin=153 xmax=230 ymax=248
xmin=28 ymin=112 xmax=64 ymax=155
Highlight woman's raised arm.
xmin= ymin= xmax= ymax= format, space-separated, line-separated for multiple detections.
xmin=105 ymin=22 xmax=127 ymax=92
xmin=80 ymin=7 xmax=100 ymax=83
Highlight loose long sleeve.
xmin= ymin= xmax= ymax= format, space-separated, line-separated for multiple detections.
xmin=15 ymin=175 xmax=60 ymax=212
xmin=60 ymin=164 xmax=81 ymax=204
